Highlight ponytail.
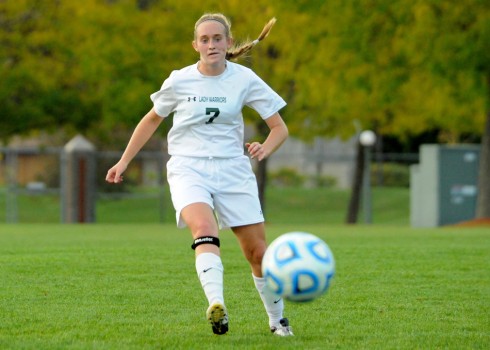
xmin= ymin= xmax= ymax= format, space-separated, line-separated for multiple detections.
xmin=226 ymin=18 xmax=277 ymax=60
xmin=194 ymin=14 xmax=277 ymax=61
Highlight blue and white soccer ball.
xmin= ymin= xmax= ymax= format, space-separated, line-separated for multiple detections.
xmin=262 ymin=232 xmax=335 ymax=302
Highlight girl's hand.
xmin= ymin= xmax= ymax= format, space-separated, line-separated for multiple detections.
xmin=246 ymin=142 xmax=267 ymax=161
xmin=106 ymin=162 xmax=127 ymax=184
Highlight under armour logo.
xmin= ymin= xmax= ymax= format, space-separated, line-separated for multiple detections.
xmin=187 ymin=96 xmax=197 ymax=102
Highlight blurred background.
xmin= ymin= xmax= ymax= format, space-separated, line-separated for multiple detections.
xmin=0 ymin=0 xmax=488 ymax=226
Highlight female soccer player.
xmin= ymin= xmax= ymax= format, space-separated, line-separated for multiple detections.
xmin=106 ymin=13 xmax=292 ymax=336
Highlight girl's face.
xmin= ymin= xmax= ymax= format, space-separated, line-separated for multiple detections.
xmin=193 ymin=20 xmax=232 ymax=71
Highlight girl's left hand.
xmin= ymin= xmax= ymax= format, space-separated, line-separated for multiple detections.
xmin=246 ymin=142 xmax=266 ymax=161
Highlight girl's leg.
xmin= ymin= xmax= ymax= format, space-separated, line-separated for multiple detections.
xmin=232 ymin=223 xmax=287 ymax=331
xmin=181 ymin=202 xmax=228 ymax=335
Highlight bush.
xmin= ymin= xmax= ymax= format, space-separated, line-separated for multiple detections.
xmin=269 ymin=167 xmax=305 ymax=187
xmin=312 ymin=174 xmax=338 ymax=188
xmin=371 ymin=162 xmax=410 ymax=187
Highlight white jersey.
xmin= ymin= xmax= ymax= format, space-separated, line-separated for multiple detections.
xmin=150 ymin=61 xmax=286 ymax=158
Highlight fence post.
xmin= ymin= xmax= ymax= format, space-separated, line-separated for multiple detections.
xmin=5 ymin=149 xmax=19 ymax=223
xmin=61 ymin=135 xmax=96 ymax=223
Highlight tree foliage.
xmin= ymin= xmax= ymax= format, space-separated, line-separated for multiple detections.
xmin=2 ymin=0 xmax=489 ymax=219
xmin=2 ymin=0 xmax=488 ymax=143
xmin=1 ymin=1 xmax=489 ymax=219
xmin=300 ymin=0 xmax=489 ymax=142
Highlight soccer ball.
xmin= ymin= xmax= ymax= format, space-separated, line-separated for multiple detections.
xmin=262 ymin=232 xmax=335 ymax=302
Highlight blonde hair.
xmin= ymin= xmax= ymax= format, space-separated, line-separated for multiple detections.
xmin=194 ymin=13 xmax=277 ymax=61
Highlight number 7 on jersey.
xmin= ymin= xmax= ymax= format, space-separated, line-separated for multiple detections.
xmin=205 ymin=108 xmax=220 ymax=124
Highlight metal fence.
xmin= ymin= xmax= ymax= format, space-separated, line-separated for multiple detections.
xmin=0 ymin=144 xmax=417 ymax=223
xmin=0 ymin=146 xmax=167 ymax=223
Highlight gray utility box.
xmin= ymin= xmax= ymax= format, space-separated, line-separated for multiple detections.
xmin=410 ymin=144 xmax=480 ymax=227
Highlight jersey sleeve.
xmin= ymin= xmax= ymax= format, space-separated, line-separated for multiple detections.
xmin=150 ymin=72 xmax=178 ymax=118
xmin=244 ymin=71 xmax=287 ymax=119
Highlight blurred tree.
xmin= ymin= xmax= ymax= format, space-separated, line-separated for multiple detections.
xmin=419 ymin=0 xmax=490 ymax=219
xmin=1 ymin=0 xmax=488 ymax=219
xmin=395 ymin=0 xmax=490 ymax=220
xmin=307 ymin=0 xmax=490 ymax=222
xmin=0 ymin=0 xmax=109 ymax=141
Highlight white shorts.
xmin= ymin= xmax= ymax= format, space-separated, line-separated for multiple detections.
xmin=166 ymin=155 xmax=264 ymax=229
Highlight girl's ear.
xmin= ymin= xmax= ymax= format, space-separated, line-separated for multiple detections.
xmin=192 ymin=40 xmax=198 ymax=51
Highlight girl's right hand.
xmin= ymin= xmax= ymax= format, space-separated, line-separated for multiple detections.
xmin=105 ymin=162 xmax=127 ymax=184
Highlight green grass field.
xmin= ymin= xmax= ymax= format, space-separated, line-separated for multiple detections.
xmin=1 ymin=224 xmax=489 ymax=349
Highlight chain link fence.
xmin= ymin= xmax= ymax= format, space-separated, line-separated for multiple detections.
xmin=0 ymin=146 xmax=167 ymax=223
xmin=0 ymin=142 xmax=417 ymax=223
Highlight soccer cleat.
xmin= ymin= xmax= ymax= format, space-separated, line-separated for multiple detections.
xmin=206 ymin=302 xmax=229 ymax=335
xmin=270 ymin=318 xmax=294 ymax=336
